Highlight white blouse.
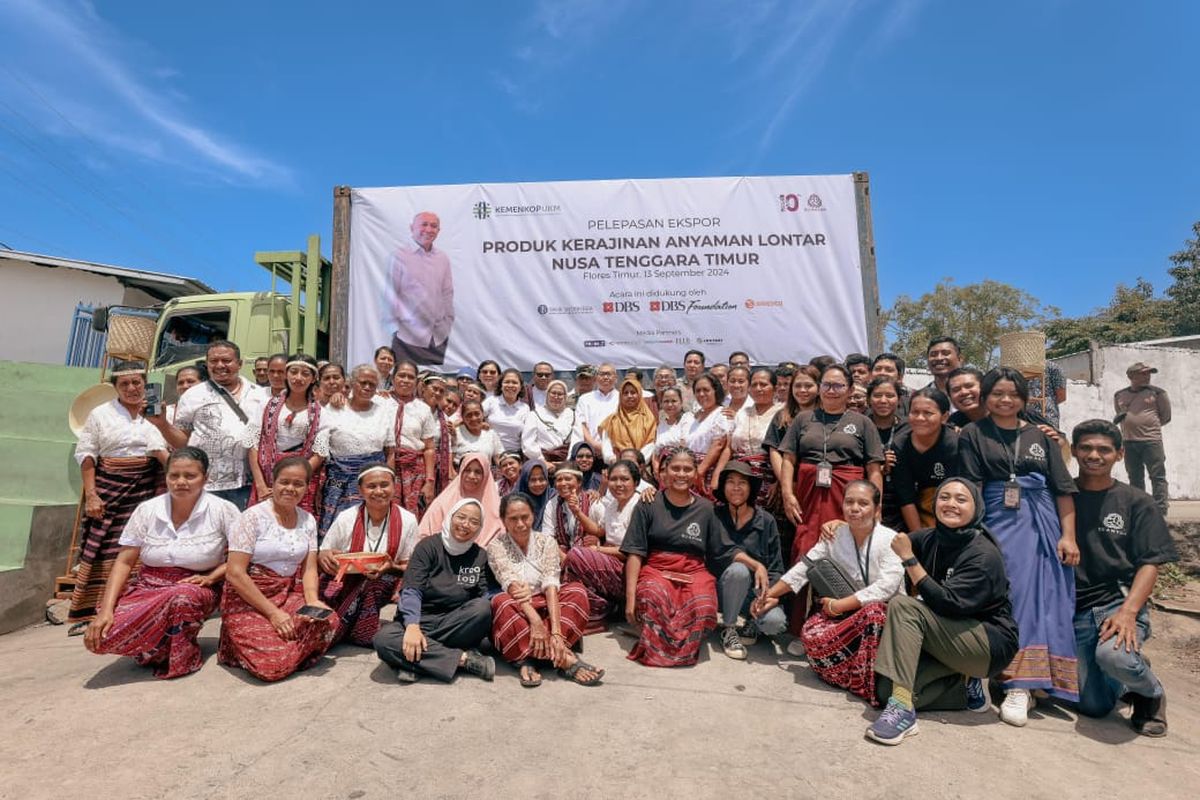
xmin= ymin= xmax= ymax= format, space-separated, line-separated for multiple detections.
xmin=587 ymin=491 xmax=639 ymax=549
xmin=228 ymin=502 xmax=318 ymax=576
xmin=244 ymin=403 xmax=313 ymax=451
xmin=75 ymin=399 xmax=167 ymax=464
xmin=454 ymin=427 xmax=504 ymax=464
xmin=521 ymin=406 xmax=578 ymax=461
xmin=654 ymin=412 xmax=695 ymax=455
xmin=483 ymin=396 xmax=530 ymax=452
xmin=118 ymin=492 xmax=238 ymax=571
xmin=377 ymin=396 xmax=436 ymax=451
xmin=730 ymin=402 xmax=784 ymax=457
xmin=780 ymin=523 xmax=905 ymax=606
xmin=685 ymin=409 xmax=734 ymax=456
xmin=313 ymin=402 xmax=395 ymax=458
xmin=485 ymin=530 xmax=562 ymax=593
xmin=319 ymin=504 xmax=419 ymax=562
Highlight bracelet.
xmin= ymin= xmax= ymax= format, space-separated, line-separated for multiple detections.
xmin=901 ymin=556 xmax=919 ymax=568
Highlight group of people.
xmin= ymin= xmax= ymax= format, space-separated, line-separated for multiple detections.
xmin=71 ymin=337 xmax=1177 ymax=745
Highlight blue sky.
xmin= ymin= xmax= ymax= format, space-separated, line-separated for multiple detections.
xmin=0 ymin=0 xmax=1196 ymax=322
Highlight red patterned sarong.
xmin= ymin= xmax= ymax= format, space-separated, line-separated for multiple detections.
xmin=218 ymin=564 xmax=333 ymax=682
xmin=320 ymin=501 xmax=405 ymax=646
xmin=394 ymin=448 xmax=426 ymax=516
xmin=788 ymin=462 xmax=864 ymax=635
xmin=86 ymin=565 xmax=218 ymax=679
xmin=69 ymin=456 xmax=164 ymax=623
xmin=563 ymin=547 xmax=625 ymax=631
xmin=628 ymin=551 xmax=717 ymax=667
xmin=800 ymin=601 xmax=889 ymax=705
xmin=490 ymin=582 xmax=590 ymax=664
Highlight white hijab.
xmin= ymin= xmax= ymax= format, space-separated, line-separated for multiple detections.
xmin=441 ymin=498 xmax=483 ymax=556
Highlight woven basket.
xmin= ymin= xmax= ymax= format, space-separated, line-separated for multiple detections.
xmin=106 ymin=314 xmax=157 ymax=360
xmin=999 ymin=331 xmax=1046 ymax=373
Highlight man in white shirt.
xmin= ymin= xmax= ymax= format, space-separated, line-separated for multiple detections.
xmin=150 ymin=341 xmax=269 ymax=509
xmin=575 ymin=363 xmax=620 ymax=454
xmin=526 ymin=361 xmax=554 ymax=409
xmin=390 ymin=211 xmax=454 ymax=365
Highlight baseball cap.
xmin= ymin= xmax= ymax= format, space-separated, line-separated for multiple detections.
xmin=455 ymin=366 xmax=474 ymax=379
xmin=1126 ymin=362 xmax=1157 ymax=374
xmin=575 ymin=364 xmax=596 ymax=378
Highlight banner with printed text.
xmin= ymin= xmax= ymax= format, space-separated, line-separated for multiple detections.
xmin=347 ymin=175 xmax=868 ymax=371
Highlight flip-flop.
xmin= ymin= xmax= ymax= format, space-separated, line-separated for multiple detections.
xmin=518 ymin=661 xmax=543 ymax=688
xmin=67 ymin=621 xmax=88 ymax=637
xmin=559 ymin=659 xmax=604 ymax=686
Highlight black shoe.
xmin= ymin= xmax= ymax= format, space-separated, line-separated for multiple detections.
xmin=1130 ymin=692 xmax=1168 ymax=737
xmin=461 ymin=649 xmax=495 ymax=681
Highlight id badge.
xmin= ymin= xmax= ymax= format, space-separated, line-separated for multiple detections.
xmin=1003 ymin=479 xmax=1021 ymax=509
xmin=816 ymin=460 xmax=833 ymax=488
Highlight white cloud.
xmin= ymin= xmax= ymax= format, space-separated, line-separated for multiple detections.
xmin=0 ymin=0 xmax=292 ymax=186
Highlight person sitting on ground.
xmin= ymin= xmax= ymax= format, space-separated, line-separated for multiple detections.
xmin=84 ymin=447 xmax=237 ymax=678
xmin=865 ymin=478 xmax=1018 ymax=745
xmin=621 ymin=447 xmax=756 ymax=668
xmin=219 ymin=457 xmax=335 ymax=682
xmin=712 ymin=462 xmax=784 ymax=661
xmin=487 ymin=493 xmax=604 ymax=687
xmin=417 ymin=452 xmax=504 ymax=546
xmin=373 ymin=499 xmax=496 ymax=683
xmin=755 ymin=481 xmax=903 ymax=700
xmin=318 ymin=464 xmax=419 ymax=647
xmin=564 ymin=459 xmax=640 ymax=630
xmin=454 ymin=399 xmax=503 ymax=468
xmin=719 ymin=367 xmax=783 ymax=507
xmin=1069 ymin=419 xmax=1177 ymax=737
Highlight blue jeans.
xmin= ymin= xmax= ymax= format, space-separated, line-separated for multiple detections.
xmin=1073 ymin=597 xmax=1162 ymax=717
xmin=719 ymin=562 xmax=787 ymax=635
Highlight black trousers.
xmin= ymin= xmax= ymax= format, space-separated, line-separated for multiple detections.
xmin=1124 ymin=440 xmax=1168 ymax=514
xmin=391 ymin=334 xmax=448 ymax=367
xmin=373 ymin=597 xmax=491 ymax=682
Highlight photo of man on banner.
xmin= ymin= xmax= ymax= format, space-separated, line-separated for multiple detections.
xmin=390 ymin=210 xmax=455 ymax=365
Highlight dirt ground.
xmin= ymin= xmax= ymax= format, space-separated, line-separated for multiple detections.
xmin=2 ymin=605 xmax=1197 ymax=800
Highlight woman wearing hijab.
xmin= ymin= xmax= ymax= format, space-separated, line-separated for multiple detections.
xmin=373 ymin=498 xmax=497 ymax=683
xmin=958 ymin=367 xmax=1080 ymax=725
xmin=516 ymin=459 xmax=553 ymax=529
xmin=597 ymin=377 xmax=657 ymax=465
xmin=754 ymin=481 xmax=904 ymax=699
xmin=865 ymin=478 xmax=1019 ymax=745
xmin=487 ymin=493 xmax=604 ymax=687
xmin=569 ymin=442 xmax=604 ymax=494
xmin=318 ymin=464 xmax=419 ymax=647
xmin=247 ymin=354 xmax=323 ymax=513
xmin=417 ymin=452 xmax=504 ymax=546
xmin=521 ymin=379 xmax=577 ymax=466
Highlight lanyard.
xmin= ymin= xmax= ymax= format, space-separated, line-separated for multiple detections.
xmin=987 ymin=418 xmax=1022 ymax=482
xmin=815 ymin=409 xmax=841 ymax=462
xmin=366 ymin=509 xmax=389 ymax=552
xmin=856 ymin=529 xmax=874 ymax=585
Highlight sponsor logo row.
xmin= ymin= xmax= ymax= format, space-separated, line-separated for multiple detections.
xmin=538 ymin=298 xmax=784 ymax=316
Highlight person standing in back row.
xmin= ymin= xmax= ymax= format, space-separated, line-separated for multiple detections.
xmin=391 ymin=211 xmax=454 ymax=365
xmin=1113 ymin=362 xmax=1171 ymax=515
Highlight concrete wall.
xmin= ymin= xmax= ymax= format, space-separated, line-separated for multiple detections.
xmin=0 ymin=259 xmax=127 ymax=365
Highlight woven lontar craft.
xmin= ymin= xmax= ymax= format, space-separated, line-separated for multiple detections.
xmin=106 ymin=315 xmax=157 ymax=360
xmin=999 ymin=331 xmax=1046 ymax=373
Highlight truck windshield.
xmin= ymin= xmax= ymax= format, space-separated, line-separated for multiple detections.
xmin=154 ymin=310 xmax=231 ymax=368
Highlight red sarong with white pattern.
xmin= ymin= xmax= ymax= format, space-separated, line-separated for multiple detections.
xmin=628 ymin=551 xmax=717 ymax=668
xmin=490 ymin=582 xmax=590 ymax=664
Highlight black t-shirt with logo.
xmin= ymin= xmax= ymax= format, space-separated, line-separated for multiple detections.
xmin=621 ymin=494 xmax=738 ymax=573
xmin=401 ymin=534 xmax=493 ymax=617
xmin=958 ymin=420 xmax=1076 ymax=496
xmin=779 ymin=409 xmax=884 ymax=465
xmin=892 ymin=426 xmax=961 ymax=507
xmin=1073 ymin=480 xmax=1177 ymax=612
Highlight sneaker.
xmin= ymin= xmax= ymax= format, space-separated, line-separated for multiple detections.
xmin=720 ymin=626 xmax=748 ymax=660
xmin=394 ymin=667 xmax=418 ymax=684
xmin=460 ymin=649 xmax=495 ymax=681
xmin=785 ymin=638 xmax=807 ymax=658
xmin=865 ymin=699 xmax=919 ymax=745
xmin=999 ymin=689 xmax=1034 ymax=727
xmin=1130 ymin=692 xmax=1168 ymax=738
xmin=965 ymin=677 xmax=989 ymax=712
xmin=736 ymin=619 xmax=759 ymax=646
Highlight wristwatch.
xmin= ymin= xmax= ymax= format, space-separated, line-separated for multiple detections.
xmin=901 ymin=556 xmax=919 ymax=568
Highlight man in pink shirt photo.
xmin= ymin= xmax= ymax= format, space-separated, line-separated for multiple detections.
xmin=391 ymin=211 xmax=455 ymax=364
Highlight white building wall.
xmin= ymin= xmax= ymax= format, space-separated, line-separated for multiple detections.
xmin=0 ymin=259 xmax=126 ymax=365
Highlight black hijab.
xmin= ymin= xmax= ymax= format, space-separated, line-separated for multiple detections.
xmin=932 ymin=477 xmax=990 ymax=548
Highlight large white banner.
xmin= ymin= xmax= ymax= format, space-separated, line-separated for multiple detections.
xmin=347 ymin=175 xmax=867 ymax=371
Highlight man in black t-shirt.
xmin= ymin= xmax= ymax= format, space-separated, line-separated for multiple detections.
xmin=1070 ymin=419 xmax=1177 ymax=737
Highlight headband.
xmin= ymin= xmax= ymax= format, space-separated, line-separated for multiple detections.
xmin=357 ymin=465 xmax=396 ymax=482
xmin=286 ymin=360 xmax=318 ymax=374
xmin=111 ymin=368 xmax=146 ymax=377
xmin=554 ymin=466 xmax=584 ymax=479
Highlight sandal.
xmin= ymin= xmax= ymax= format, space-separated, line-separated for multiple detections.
xmin=518 ymin=661 xmax=543 ymax=688
xmin=559 ymin=659 xmax=604 ymax=686
xmin=67 ymin=621 xmax=89 ymax=637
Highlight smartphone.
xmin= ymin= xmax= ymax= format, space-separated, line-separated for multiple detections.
xmin=144 ymin=382 xmax=162 ymax=417
xmin=297 ymin=605 xmax=332 ymax=620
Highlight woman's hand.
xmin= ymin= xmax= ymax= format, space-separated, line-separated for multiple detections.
xmin=254 ymin=479 xmax=272 ymax=500
xmin=565 ymin=491 xmax=583 ymax=517
xmin=270 ymin=610 xmax=296 ymax=641
xmin=582 ymin=534 xmax=600 ymax=548
xmin=819 ymin=519 xmax=845 ymax=541
xmin=421 ymin=480 xmax=435 ymax=505
xmin=751 ymin=594 xmax=779 ymax=619
xmin=639 ymin=485 xmax=658 ymax=503
xmin=318 ymin=550 xmax=341 ymax=576
xmin=84 ymin=491 xmax=105 ymax=520
xmin=402 ymin=623 xmax=427 ymax=662
xmin=783 ymin=493 xmax=803 ymax=526
xmin=625 ymin=598 xmax=640 ymax=626
xmin=585 ymin=489 xmax=601 ymax=504
xmin=821 ymin=596 xmax=843 ymax=616
xmin=507 ymin=581 xmax=533 ymax=603
xmin=179 ymin=572 xmax=214 ymax=587
xmin=83 ymin=610 xmax=114 ymax=651
xmin=882 ymin=450 xmax=897 ymax=475
xmin=328 ymin=391 xmax=347 ymax=410
xmin=529 ymin=617 xmax=551 ymax=660
xmin=362 ymin=558 xmax=393 ymax=580
xmin=1038 ymin=424 xmax=1065 ymax=446
xmin=753 ymin=563 xmax=770 ymax=598
xmin=549 ymin=632 xmax=570 ymax=665
xmin=891 ymin=532 xmax=915 ymax=561
xmin=1057 ymin=536 xmax=1080 ymax=566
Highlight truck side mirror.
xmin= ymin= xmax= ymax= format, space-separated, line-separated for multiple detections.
xmin=91 ymin=306 xmax=109 ymax=332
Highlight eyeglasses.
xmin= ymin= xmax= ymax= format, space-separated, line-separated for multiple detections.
xmin=534 ymin=372 xmax=553 ymax=378
xmin=820 ymin=382 xmax=848 ymax=392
